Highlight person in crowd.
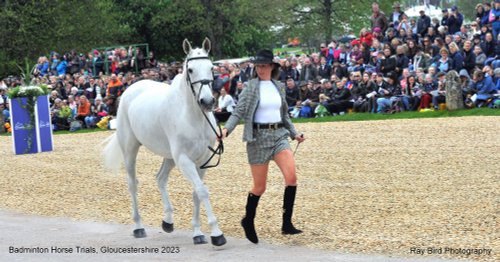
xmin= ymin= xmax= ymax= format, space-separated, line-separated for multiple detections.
xmin=405 ymin=74 xmax=422 ymax=111
xmin=481 ymin=33 xmax=497 ymax=59
xmin=299 ymin=57 xmax=318 ymax=82
xmin=66 ymin=95 xmax=77 ymax=117
xmin=325 ymin=77 xmax=352 ymax=114
xmin=448 ymin=42 xmax=464 ymax=72
xmin=349 ymin=71 xmax=368 ymax=112
xmin=378 ymin=72 xmax=402 ymax=113
xmin=285 ymin=78 xmax=300 ymax=111
xmin=56 ymin=54 xmax=68 ymax=77
xmin=233 ymin=80 xmax=246 ymax=103
xmin=280 ymin=59 xmax=299 ymax=82
xmin=432 ymin=72 xmax=447 ymax=110
xmin=394 ymin=45 xmax=409 ymax=78
xmin=420 ymin=73 xmax=437 ymax=110
xmin=470 ymin=70 xmax=497 ymax=107
xmin=448 ymin=6 xmax=464 ymax=35
xmin=75 ymin=76 xmax=91 ymax=98
xmin=412 ymin=46 xmax=431 ymax=72
xmin=360 ymin=28 xmax=374 ymax=48
xmin=214 ymin=88 xmax=236 ymax=122
xmin=461 ymin=40 xmax=476 ymax=74
xmin=388 ymin=2 xmax=405 ymax=29
xmin=359 ymin=71 xmax=378 ymax=113
xmin=441 ymin=8 xmax=449 ymax=28
xmin=214 ymin=66 xmax=231 ymax=94
xmin=492 ymin=0 xmax=500 ymax=41
xmin=460 ymin=69 xmax=475 ymax=108
xmin=52 ymin=100 xmax=71 ymax=131
xmin=475 ymin=4 xmax=488 ymax=27
xmin=220 ymin=49 xmax=306 ymax=244
xmin=317 ymin=56 xmax=331 ymax=79
xmin=75 ymin=95 xmax=91 ymax=126
xmin=433 ymin=48 xmax=454 ymax=73
xmin=417 ymin=10 xmax=431 ymax=39
xmin=84 ymin=96 xmax=107 ymax=128
xmin=371 ymin=2 xmax=388 ymax=34
xmin=380 ymin=47 xmax=397 ymax=76
xmin=35 ymin=56 xmax=50 ymax=77
xmin=106 ymin=73 xmax=124 ymax=97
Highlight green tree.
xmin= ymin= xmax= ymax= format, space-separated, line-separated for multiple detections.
xmin=277 ymin=0 xmax=397 ymax=51
xmin=0 ymin=0 xmax=130 ymax=77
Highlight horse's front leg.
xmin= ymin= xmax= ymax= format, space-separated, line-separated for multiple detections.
xmin=176 ymin=154 xmax=226 ymax=246
xmin=156 ymin=158 xmax=175 ymax=233
xmin=191 ymin=188 xmax=207 ymax=244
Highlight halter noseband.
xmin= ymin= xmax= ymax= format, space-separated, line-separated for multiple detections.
xmin=184 ymin=55 xmax=224 ymax=169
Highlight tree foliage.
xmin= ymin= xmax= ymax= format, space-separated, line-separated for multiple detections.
xmin=0 ymin=0 xmax=130 ymax=77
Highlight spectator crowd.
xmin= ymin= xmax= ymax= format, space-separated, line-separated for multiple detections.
xmin=1 ymin=1 xmax=500 ymax=132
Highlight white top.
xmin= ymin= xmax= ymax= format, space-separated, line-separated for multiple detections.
xmin=218 ymin=94 xmax=235 ymax=112
xmin=254 ymin=80 xmax=282 ymax=124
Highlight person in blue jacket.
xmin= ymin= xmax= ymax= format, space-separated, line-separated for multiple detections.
xmin=471 ymin=70 xmax=496 ymax=107
xmin=491 ymin=0 xmax=500 ymax=41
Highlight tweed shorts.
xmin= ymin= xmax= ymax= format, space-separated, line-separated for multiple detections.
xmin=246 ymin=127 xmax=291 ymax=165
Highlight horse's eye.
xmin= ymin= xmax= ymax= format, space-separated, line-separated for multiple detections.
xmin=188 ymin=68 xmax=193 ymax=73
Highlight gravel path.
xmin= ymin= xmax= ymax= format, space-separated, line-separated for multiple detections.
xmin=1 ymin=116 xmax=498 ymax=261
xmin=0 ymin=210 xmax=465 ymax=262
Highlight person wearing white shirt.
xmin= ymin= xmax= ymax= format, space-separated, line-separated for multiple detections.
xmin=221 ymin=49 xmax=306 ymax=244
xmin=214 ymin=88 xmax=235 ymax=122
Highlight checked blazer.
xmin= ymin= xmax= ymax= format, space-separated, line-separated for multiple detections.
xmin=224 ymin=78 xmax=298 ymax=143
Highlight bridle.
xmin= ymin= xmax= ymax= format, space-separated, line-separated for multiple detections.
xmin=185 ymin=55 xmax=224 ymax=169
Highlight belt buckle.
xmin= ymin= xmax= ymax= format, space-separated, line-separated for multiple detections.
xmin=270 ymin=123 xmax=277 ymax=130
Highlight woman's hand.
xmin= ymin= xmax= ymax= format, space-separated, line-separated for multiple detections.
xmin=218 ymin=128 xmax=228 ymax=141
xmin=295 ymin=134 xmax=305 ymax=143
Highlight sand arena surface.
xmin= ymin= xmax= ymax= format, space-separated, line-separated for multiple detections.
xmin=1 ymin=116 xmax=498 ymax=261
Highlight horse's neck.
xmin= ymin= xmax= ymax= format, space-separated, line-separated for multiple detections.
xmin=176 ymin=73 xmax=206 ymax=121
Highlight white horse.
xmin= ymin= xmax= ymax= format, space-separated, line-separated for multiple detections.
xmin=102 ymin=38 xmax=226 ymax=246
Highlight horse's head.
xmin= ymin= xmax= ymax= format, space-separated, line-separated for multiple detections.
xmin=183 ymin=38 xmax=215 ymax=111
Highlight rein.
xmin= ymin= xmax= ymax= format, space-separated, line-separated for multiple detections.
xmin=185 ymin=56 xmax=224 ymax=169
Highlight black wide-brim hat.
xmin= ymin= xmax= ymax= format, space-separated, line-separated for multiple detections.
xmin=251 ymin=49 xmax=280 ymax=67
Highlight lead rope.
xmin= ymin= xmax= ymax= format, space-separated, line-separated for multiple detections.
xmin=199 ymin=109 xmax=224 ymax=169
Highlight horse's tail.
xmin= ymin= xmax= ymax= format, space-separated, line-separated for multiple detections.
xmin=102 ymin=133 xmax=124 ymax=174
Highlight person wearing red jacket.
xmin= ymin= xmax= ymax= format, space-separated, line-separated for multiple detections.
xmin=360 ymin=28 xmax=374 ymax=47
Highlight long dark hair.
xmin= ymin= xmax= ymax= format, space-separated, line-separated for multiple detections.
xmin=252 ymin=64 xmax=281 ymax=80
xmin=406 ymin=75 xmax=416 ymax=95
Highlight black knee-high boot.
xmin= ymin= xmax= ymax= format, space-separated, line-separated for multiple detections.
xmin=241 ymin=192 xmax=260 ymax=243
xmin=282 ymin=186 xmax=302 ymax=234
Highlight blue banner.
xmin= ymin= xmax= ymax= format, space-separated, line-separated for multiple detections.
xmin=36 ymin=95 xmax=53 ymax=152
xmin=10 ymin=95 xmax=53 ymax=155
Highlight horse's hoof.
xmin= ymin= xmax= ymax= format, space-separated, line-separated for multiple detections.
xmin=211 ymin=234 xmax=227 ymax=246
xmin=162 ymin=221 xmax=174 ymax=233
xmin=133 ymin=228 xmax=147 ymax=238
xmin=193 ymin=235 xmax=208 ymax=245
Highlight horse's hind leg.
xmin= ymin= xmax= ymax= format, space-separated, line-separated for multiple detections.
xmin=156 ymin=158 xmax=175 ymax=233
xmin=122 ymin=141 xmax=144 ymax=238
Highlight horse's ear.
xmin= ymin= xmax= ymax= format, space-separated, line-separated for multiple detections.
xmin=183 ymin=39 xmax=192 ymax=55
xmin=202 ymin=37 xmax=211 ymax=54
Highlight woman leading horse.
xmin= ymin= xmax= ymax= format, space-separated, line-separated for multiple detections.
xmin=220 ymin=49 xmax=306 ymax=244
